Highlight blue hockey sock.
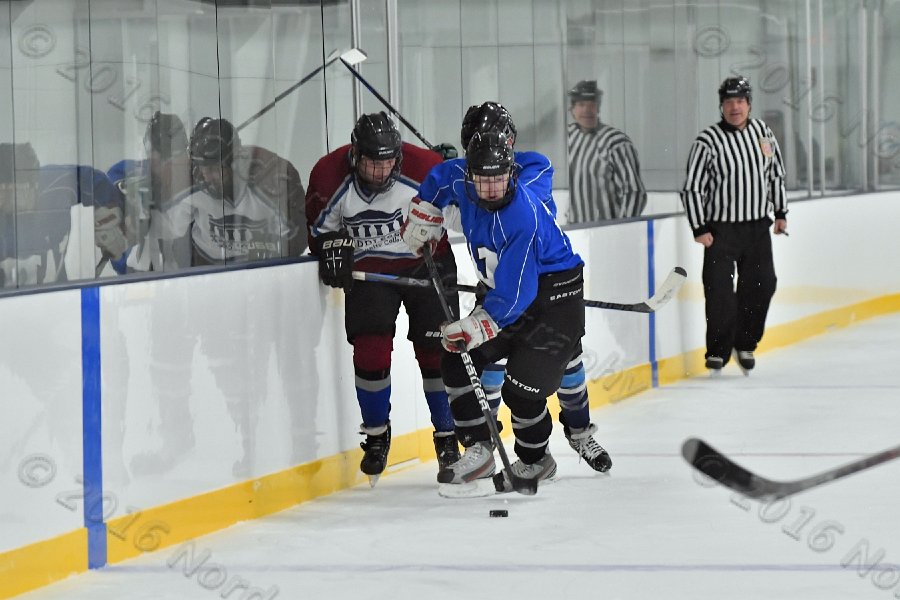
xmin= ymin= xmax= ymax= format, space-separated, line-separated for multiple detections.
xmin=481 ymin=362 xmax=505 ymax=416
xmin=424 ymin=387 xmax=454 ymax=432
xmin=356 ymin=374 xmax=391 ymax=428
xmin=558 ymin=358 xmax=590 ymax=430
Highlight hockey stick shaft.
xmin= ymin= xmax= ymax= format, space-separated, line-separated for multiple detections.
xmin=339 ymin=59 xmax=435 ymax=150
xmin=421 ymin=246 xmax=536 ymax=495
xmin=683 ymin=437 xmax=900 ymax=501
xmin=236 ymin=49 xmax=366 ymax=132
xmin=353 ymin=265 xmax=687 ymax=313
xmin=352 ymin=270 xmax=476 ymax=293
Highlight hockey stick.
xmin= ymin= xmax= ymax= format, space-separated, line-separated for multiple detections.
xmin=339 ymin=55 xmax=436 ymax=151
xmin=682 ymin=437 xmax=900 ymax=501
xmin=235 ymin=48 xmax=367 ymax=133
xmin=352 ymin=270 xmax=475 ymax=293
xmin=421 ymin=246 xmax=537 ymax=496
xmin=586 ymin=266 xmax=687 ymax=313
xmin=352 ymin=266 xmax=687 ymax=313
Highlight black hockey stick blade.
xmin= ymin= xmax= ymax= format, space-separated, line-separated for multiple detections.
xmin=682 ymin=437 xmax=900 ymax=501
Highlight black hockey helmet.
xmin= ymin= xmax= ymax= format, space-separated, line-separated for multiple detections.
xmin=189 ymin=117 xmax=240 ymax=166
xmin=145 ymin=112 xmax=188 ymax=159
xmin=0 ymin=142 xmax=40 ymax=185
xmin=718 ymin=76 xmax=752 ymax=104
xmin=350 ymin=111 xmax=403 ymax=192
xmin=568 ymin=80 xmax=602 ymax=106
xmin=465 ymin=131 xmax=516 ymax=211
xmin=460 ymin=102 xmax=517 ymax=150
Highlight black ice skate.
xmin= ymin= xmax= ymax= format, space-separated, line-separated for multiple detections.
xmin=493 ymin=452 xmax=557 ymax=494
xmin=705 ymin=355 xmax=724 ymax=378
xmin=564 ymin=423 xmax=612 ymax=472
xmin=734 ymin=350 xmax=755 ymax=376
xmin=359 ymin=422 xmax=391 ymax=487
xmin=433 ymin=431 xmax=461 ymax=473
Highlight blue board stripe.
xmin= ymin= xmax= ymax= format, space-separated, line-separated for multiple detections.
xmin=81 ymin=287 xmax=107 ymax=569
xmin=647 ymin=220 xmax=658 ymax=388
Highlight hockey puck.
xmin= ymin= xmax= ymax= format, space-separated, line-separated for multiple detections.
xmin=489 ymin=509 xmax=508 ymax=518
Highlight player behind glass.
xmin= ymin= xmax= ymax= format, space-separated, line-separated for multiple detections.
xmin=160 ymin=117 xmax=306 ymax=268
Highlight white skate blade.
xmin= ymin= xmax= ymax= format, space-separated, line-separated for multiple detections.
xmin=708 ymin=369 xmax=722 ymax=379
xmin=367 ymin=474 xmax=380 ymax=488
xmin=438 ymin=478 xmax=497 ymax=498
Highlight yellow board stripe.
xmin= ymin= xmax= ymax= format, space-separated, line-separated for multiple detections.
xmin=5 ymin=294 xmax=899 ymax=597
xmin=0 ymin=529 xmax=86 ymax=599
xmin=657 ymin=294 xmax=900 ymax=384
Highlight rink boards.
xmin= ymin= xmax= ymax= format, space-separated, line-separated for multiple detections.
xmin=2 ymin=191 xmax=900 ymax=598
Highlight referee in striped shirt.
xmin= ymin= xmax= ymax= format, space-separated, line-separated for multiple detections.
xmin=566 ymin=80 xmax=646 ymax=223
xmin=681 ymin=76 xmax=788 ymax=376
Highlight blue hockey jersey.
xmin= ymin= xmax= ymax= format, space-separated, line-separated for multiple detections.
xmin=1 ymin=165 xmax=120 ymax=286
xmin=418 ymin=153 xmax=582 ymax=328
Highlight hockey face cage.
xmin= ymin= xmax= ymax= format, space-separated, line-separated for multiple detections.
xmin=464 ymin=131 xmax=516 ymax=211
xmin=189 ymin=117 xmax=240 ymax=166
xmin=351 ymin=111 xmax=403 ymax=193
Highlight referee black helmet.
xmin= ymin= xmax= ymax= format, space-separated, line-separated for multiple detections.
xmin=718 ymin=76 xmax=752 ymax=104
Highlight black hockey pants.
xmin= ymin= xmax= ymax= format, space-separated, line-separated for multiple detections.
xmin=442 ymin=266 xmax=585 ymax=464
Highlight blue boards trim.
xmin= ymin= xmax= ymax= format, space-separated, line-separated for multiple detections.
xmin=647 ymin=220 xmax=658 ymax=388
xmin=81 ymin=287 xmax=107 ymax=568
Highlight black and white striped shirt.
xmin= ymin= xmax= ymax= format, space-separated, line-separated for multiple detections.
xmin=681 ymin=118 xmax=787 ymax=236
xmin=567 ymin=122 xmax=647 ymax=223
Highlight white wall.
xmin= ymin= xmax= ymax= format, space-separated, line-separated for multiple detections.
xmin=0 ymin=290 xmax=84 ymax=550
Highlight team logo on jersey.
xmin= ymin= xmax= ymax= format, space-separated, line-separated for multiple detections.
xmin=208 ymin=214 xmax=280 ymax=257
xmin=759 ymin=137 xmax=774 ymax=158
xmin=344 ymin=209 xmax=405 ymax=252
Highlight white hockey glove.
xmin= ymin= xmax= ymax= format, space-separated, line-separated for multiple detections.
xmin=441 ymin=307 xmax=500 ymax=352
xmin=401 ymin=198 xmax=444 ymax=256
xmin=94 ymin=206 xmax=129 ymax=259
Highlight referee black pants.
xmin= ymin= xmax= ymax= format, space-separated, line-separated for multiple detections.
xmin=702 ymin=219 xmax=777 ymax=362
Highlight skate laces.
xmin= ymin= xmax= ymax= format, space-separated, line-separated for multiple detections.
xmin=454 ymin=442 xmax=493 ymax=470
xmin=360 ymin=430 xmax=389 ymax=453
xmin=509 ymin=454 xmax=556 ymax=479
xmin=567 ymin=423 xmax=606 ymax=460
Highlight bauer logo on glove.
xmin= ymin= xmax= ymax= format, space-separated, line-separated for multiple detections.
xmin=441 ymin=307 xmax=500 ymax=352
xmin=401 ymin=198 xmax=444 ymax=256
xmin=317 ymin=229 xmax=356 ymax=290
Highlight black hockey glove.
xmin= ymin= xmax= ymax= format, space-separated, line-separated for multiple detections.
xmin=318 ymin=229 xmax=355 ymax=290
xmin=433 ymin=143 xmax=458 ymax=161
